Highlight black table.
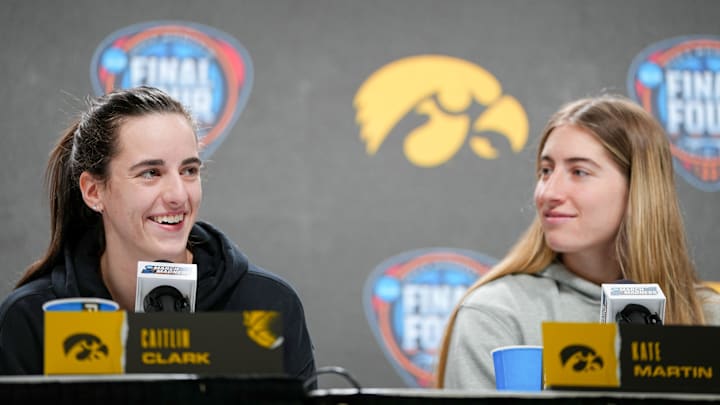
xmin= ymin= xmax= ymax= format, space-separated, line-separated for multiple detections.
xmin=0 ymin=374 xmax=306 ymax=404
xmin=3 ymin=375 xmax=720 ymax=404
xmin=309 ymin=388 xmax=720 ymax=404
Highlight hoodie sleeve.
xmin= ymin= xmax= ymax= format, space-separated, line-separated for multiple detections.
xmin=280 ymin=289 xmax=316 ymax=386
xmin=0 ymin=289 xmax=48 ymax=375
xmin=192 ymin=222 xmax=317 ymax=385
xmin=221 ymin=263 xmax=317 ymax=386
xmin=443 ymin=292 xmax=520 ymax=390
xmin=443 ymin=273 xmax=553 ymax=390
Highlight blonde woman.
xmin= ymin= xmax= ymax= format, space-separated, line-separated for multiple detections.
xmin=436 ymin=94 xmax=720 ymax=389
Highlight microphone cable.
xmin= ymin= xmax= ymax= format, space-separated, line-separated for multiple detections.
xmin=303 ymin=366 xmax=362 ymax=392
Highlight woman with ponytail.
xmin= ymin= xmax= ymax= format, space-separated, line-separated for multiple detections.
xmin=436 ymin=94 xmax=720 ymax=390
xmin=0 ymin=86 xmax=315 ymax=382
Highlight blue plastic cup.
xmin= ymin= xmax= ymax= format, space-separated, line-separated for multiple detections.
xmin=42 ymin=297 xmax=120 ymax=312
xmin=491 ymin=345 xmax=543 ymax=391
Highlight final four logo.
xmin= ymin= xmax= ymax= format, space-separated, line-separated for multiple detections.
xmin=90 ymin=21 xmax=253 ymax=159
xmin=363 ymin=248 xmax=496 ymax=387
xmin=627 ymin=36 xmax=720 ymax=192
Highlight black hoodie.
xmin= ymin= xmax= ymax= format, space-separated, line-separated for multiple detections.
xmin=0 ymin=221 xmax=315 ymax=382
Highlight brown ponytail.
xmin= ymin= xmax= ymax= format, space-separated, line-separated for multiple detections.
xmin=16 ymin=86 xmax=195 ymax=287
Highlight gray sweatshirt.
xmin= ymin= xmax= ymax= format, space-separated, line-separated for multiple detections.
xmin=442 ymin=262 xmax=720 ymax=390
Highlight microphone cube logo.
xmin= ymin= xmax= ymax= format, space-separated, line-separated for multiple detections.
xmin=142 ymin=263 xmax=192 ymax=276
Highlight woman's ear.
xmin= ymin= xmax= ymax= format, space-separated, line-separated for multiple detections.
xmin=79 ymin=171 xmax=104 ymax=213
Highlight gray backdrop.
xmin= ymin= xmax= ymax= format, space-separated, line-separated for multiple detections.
xmin=2 ymin=0 xmax=719 ymax=388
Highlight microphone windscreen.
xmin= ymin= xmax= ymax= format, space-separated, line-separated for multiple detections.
xmin=143 ymin=285 xmax=191 ymax=312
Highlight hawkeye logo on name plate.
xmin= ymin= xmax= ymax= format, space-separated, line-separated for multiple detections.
xmin=363 ymin=248 xmax=496 ymax=387
xmin=627 ymin=36 xmax=720 ymax=192
xmin=542 ymin=322 xmax=619 ymax=389
xmin=44 ymin=311 xmax=125 ymax=374
xmin=90 ymin=21 xmax=253 ymax=159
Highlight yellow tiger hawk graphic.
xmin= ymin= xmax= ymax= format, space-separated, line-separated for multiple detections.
xmin=354 ymin=55 xmax=528 ymax=167
xmin=243 ymin=311 xmax=284 ymax=349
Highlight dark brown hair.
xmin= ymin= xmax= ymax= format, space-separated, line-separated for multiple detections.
xmin=17 ymin=86 xmax=194 ymax=287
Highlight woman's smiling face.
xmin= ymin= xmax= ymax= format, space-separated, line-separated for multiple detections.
xmin=534 ymin=124 xmax=628 ymax=260
xmin=97 ymin=112 xmax=202 ymax=263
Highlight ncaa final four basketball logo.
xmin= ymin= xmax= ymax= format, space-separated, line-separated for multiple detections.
xmin=90 ymin=21 xmax=253 ymax=159
xmin=627 ymin=36 xmax=720 ymax=192
xmin=363 ymin=248 xmax=496 ymax=387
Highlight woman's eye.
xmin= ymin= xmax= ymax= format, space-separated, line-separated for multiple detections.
xmin=573 ymin=169 xmax=589 ymax=177
xmin=182 ymin=166 xmax=200 ymax=176
xmin=140 ymin=169 xmax=159 ymax=179
xmin=538 ymin=167 xmax=552 ymax=177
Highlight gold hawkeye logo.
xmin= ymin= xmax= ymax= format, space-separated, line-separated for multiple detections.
xmin=63 ymin=333 xmax=109 ymax=361
xmin=560 ymin=344 xmax=604 ymax=372
xmin=354 ymin=55 xmax=528 ymax=167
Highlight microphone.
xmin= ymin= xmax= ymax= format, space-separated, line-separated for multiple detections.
xmin=134 ymin=261 xmax=197 ymax=312
xmin=600 ymin=281 xmax=665 ymax=325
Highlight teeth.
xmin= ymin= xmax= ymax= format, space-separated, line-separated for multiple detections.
xmin=153 ymin=214 xmax=184 ymax=224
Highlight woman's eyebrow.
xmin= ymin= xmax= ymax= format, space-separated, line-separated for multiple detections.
xmin=129 ymin=159 xmax=164 ymax=171
xmin=182 ymin=157 xmax=203 ymax=166
xmin=540 ymin=155 xmax=600 ymax=168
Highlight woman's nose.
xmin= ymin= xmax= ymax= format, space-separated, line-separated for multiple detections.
xmin=537 ymin=172 xmax=566 ymax=203
xmin=162 ymin=174 xmax=187 ymax=206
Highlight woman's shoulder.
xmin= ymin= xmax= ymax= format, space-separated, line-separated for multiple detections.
xmin=214 ymin=261 xmax=305 ymax=312
xmin=697 ymin=284 xmax=720 ymax=325
xmin=696 ymin=284 xmax=720 ymax=302
xmin=244 ymin=263 xmax=303 ymax=299
xmin=462 ymin=270 xmax=553 ymax=308
xmin=0 ymin=277 xmax=54 ymax=322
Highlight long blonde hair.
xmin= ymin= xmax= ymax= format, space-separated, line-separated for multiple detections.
xmin=435 ymin=94 xmax=706 ymax=387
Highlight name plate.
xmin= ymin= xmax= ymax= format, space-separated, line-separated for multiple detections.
xmin=542 ymin=322 xmax=720 ymax=393
xmin=125 ymin=312 xmax=284 ymax=374
xmin=619 ymin=324 xmax=720 ymax=393
xmin=44 ymin=311 xmax=284 ymax=375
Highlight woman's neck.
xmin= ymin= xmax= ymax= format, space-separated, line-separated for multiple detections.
xmin=99 ymin=251 xmax=138 ymax=311
xmin=561 ymin=250 xmax=623 ymax=285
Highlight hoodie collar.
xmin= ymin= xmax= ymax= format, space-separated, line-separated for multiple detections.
xmin=54 ymin=221 xmax=249 ymax=309
xmin=56 ymin=226 xmax=111 ymax=299
xmin=189 ymin=221 xmax=248 ymax=309
xmin=539 ymin=261 xmax=602 ymax=301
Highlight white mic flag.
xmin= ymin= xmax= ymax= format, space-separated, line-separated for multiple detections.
xmin=134 ymin=261 xmax=197 ymax=312
xmin=600 ymin=282 xmax=665 ymax=324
